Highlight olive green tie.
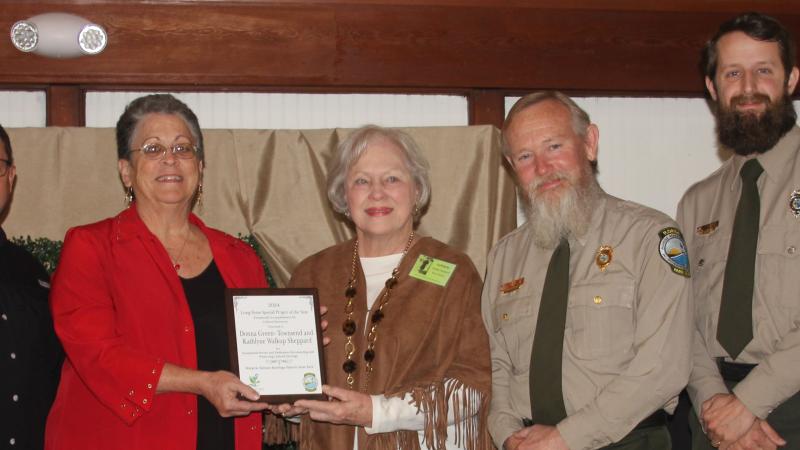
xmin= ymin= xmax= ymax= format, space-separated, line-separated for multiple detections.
xmin=717 ymin=158 xmax=763 ymax=360
xmin=530 ymin=237 xmax=569 ymax=425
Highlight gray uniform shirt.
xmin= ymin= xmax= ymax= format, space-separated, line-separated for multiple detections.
xmin=677 ymin=125 xmax=800 ymax=419
xmin=482 ymin=192 xmax=692 ymax=450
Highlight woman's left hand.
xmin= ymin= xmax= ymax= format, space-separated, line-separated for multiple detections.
xmin=293 ymin=385 xmax=372 ymax=427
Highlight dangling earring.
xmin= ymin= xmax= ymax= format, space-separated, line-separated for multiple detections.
xmin=413 ymin=203 xmax=420 ymax=218
xmin=344 ymin=207 xmax=351 ymax=219
xmin=196 ymin=181 xmax=204 ymax=214
xmin=125 ymin=186 xmax=134 ymax=207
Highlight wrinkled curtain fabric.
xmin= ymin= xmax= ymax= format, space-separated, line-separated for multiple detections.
xmin=6 ymin=126 xmax=515 ymax=283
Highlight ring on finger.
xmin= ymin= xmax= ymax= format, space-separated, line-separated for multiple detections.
xmin=711 ymin=441 xmax=721 ymax=448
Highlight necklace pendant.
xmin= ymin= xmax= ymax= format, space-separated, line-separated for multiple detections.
xmin=343 ymin=359 xmax=357 ymax=373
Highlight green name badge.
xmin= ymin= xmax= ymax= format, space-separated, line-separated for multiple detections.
xmin=409 ymin=254 xmax=456 ymax=287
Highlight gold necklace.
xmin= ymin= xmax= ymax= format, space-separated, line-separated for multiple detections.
xmin=342 ymin=231 xmax=415 ymax=390
xmin=168 ymin=231 xmax=191 ymax=271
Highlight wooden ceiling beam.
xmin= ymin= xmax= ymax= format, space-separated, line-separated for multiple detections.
xmin=1 ymin=2 xmax=798 ymax=95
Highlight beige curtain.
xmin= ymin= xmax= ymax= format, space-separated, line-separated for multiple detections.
xmin=6 ymin=126 xmax=515 ymax=284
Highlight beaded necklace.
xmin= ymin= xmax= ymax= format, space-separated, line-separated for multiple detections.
xmin=341 ymin=231 xmax=415 ymax=390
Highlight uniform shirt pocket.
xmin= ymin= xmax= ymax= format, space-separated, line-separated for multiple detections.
xmin=691 ymin=232 xmax=729 ymax=320
xmin=757 ymin=225 xmax=800 ymax=311
xmin=493 ymin=286 xmax=536 ymax=375
xmin=567 ymin=281 xmax=635 ymax=360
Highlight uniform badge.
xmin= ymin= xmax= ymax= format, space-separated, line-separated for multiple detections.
xmin=500 ymin=277 xmax=524 ymax=294
xmin=659 ymin=227 xmax=690 ymax=277
xmin=595 ymin=245 xmax=613 ymax=271
xmin=790 ymin=190 xmax=800 ymax=217
xmin=696 ymin=221 xmax=719 ymax=235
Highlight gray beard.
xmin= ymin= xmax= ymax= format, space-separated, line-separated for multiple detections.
xmin=523 ymin=172 xmax=602 ymax=249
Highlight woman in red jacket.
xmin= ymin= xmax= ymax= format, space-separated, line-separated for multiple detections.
xmin=45 ymin=94 xmax=269 ymax=450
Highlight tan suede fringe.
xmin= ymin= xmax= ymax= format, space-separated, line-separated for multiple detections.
xmin=264 ymin=413 xmax=299 ymax=445
xmin=365 ymin=380 xmax=492 ymax=450
xmin=299 ymin=415 xmax=313 ymax=450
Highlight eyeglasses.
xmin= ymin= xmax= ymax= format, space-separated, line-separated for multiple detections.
xmin=129 ymin=143 xmax=198 ymax=160
xmin=0 ymin=159 xmax=12 ymax=177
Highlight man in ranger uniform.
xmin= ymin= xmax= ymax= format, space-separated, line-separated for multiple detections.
xmin=482 ymin=91 xmax=692 ymax=450
xmin=678 ymin=12 xmax=800 ymax=450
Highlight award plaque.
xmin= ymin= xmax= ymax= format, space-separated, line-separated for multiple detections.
xmin=225 ymin=288 xmax=326 ymax=403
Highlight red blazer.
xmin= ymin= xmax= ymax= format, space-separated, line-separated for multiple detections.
xmin=45 ymin=206 xmax=267 ymax=450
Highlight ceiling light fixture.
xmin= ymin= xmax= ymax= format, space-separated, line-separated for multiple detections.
xmin=10 ymin=12 xmax=107 ymax=58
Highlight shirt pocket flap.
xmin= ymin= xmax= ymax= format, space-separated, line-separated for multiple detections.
xmin=755 ymin=225 xmax=800 ymax=310
xmin=758 ymin=225 xmax=799 ymax=258
xmin=569 ymin=281 xmax=634 ymax=310
xmin=493 ymin=284 xmax=535 ymax=331
xmin=567 ymin=281 xmax=635 ymax=360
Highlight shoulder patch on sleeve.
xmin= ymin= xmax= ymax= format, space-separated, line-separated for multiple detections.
xmin=658 ymin=227 xmax=690 ymax=278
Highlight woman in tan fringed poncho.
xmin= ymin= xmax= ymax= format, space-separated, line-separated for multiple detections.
xmin=271 ymin=125 xmax=492 ymax=450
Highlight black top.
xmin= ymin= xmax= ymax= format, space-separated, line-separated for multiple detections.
xmin=181 ymin=261 xmax=235 ymax=450
xmin=0 ymin=229 xmax=63 ymax=450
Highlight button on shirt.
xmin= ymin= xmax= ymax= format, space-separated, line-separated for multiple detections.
xmin=482 ymin=193 xmax=692 ymax=450
xmin=678 ymin=125 xmax=800 ymax=419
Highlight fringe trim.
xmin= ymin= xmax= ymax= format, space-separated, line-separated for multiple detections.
xmin=264 ymin=413 xmax=299 ymax=445
xmin=366 ymin=380 xmax=492 ymax=450
xmin=299 ymin=415 xmax=310 ymax=449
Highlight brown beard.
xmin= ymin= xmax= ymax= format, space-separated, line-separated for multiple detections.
xmin=716 ymin=92 xmax=797 ymax=156
xmin=522 ymin=160 xmax=602 ymax=249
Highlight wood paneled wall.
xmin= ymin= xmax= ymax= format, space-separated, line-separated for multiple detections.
xmin=1 ymin=1 xmax=799 ymax=127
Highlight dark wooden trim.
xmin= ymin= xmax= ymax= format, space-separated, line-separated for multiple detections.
xmin=46 ymin=86 xmax=83 ymax=126
xmin=2 ymin=2 xmax=798 ymax=96
xmin=81 ymin=85 xmax=472 ymax=96
xmin=468 ymin=90 xmax=505 ymax=128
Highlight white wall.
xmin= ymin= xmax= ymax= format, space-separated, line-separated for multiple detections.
xmin=0 ymin=91 xmax=47 ymax=127
xmin=506 ymin=96 xmax=800 ymax=220
xmin=85 ymin=92 xmax=469 ymax=129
